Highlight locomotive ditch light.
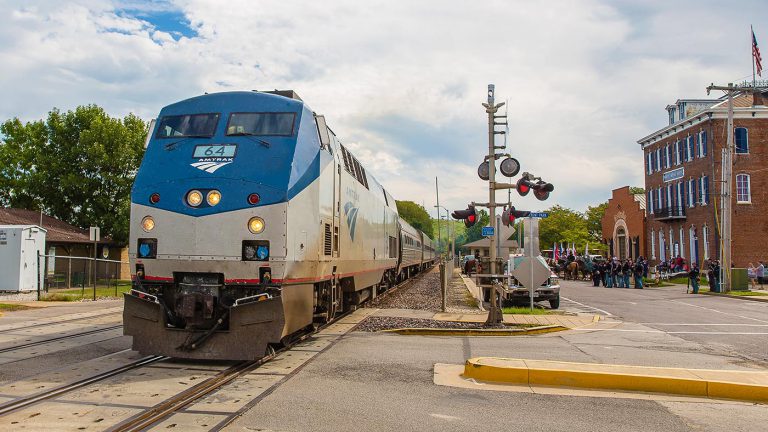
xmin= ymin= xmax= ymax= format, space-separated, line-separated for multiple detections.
xmin=248 ymin=217 xmax=265 ymax=234
xmin=141 ymin=216 xmax=155 ymax=232
xmin=187 ymin=190 xmax=203 ymax=207
xmin=499 ymin=157 xmax=520 ymax=177
xmin=207 ymin=190 xmax=222 ymax=206
xmin=477 ymin=162 xmax=490 ymax=181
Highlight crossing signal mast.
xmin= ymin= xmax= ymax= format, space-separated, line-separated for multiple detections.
xmin=452 ymin=84 xmax=555 ymax=325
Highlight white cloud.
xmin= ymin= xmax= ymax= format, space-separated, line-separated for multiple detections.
xmin=1 ymin=0 xmax=766 ymax=214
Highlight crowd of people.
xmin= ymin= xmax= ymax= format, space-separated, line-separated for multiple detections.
xmin=590 ymin=257 xmax=647 ymax=289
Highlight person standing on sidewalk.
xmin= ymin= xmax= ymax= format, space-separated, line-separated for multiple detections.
xmin=757 ymin=261 xmax=765 ymax=289
xmin=633 ymin=258 xmax=644 ymax=289
xmin=622 ymin=259 xmax=631 ymax=288
xmin=689 ymin=262 xmax=700 ymax=294
xmin=748 ymin=263 xmax=757 ymax=290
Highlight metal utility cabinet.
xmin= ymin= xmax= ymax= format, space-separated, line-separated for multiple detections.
xmin=0 ymin=225 xmax=47 ymax=292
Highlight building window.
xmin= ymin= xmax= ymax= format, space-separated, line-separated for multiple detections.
xmin=687 ymin=179 xmax=696 ymax=207
xmin=650 ymin=229 xmax=656 ymax=259
xmin=655 ymin=148 xmax=661 ymax=171
xmin=659 ymin=231 xmax=666 ymax=261
xmin=735 ymin=127 xmax=748 ymax=154
xmin=700 ymin=175 xmax=709 ymax=205
xmin=702 ymin=225 xmax=709 ymax=260
xmin=666 ymin=184 xmax=673 ymax=207
xmin=665 ymin=145 xmax=671 ymax=168
xmin=648 ymin=191 xmax=654 ymax=214
xmin=686 ymin=136 xmax=694 ymax=161
xmin=698 ymin=131 xmax=707 ymax=157
xmin=689 ymin=226 xmax=697 ymax=264
xmin=674 ymin=140 xmax=681 ymax=165
xmin=679 ymin=227 xmax=685 ymax=258
xmin=736 ymin=174 xmax=751 ymax=203
xmin=647 ymin=153 xmax=653 ymax=174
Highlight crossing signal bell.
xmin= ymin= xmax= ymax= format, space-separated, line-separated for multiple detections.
xmin=516 ymin=177 xmax=554 ymax=201
xmin=502 ymin=206 xmax=530 ymax=226
xmin=452 ymin=205 xmax=478 ymax=228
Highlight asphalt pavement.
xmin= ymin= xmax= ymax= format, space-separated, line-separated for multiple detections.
xmin=558 ymin=281 xmax=768 ymax=366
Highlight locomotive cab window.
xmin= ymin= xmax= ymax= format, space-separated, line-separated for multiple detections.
xmin=226 ymin=112 xmax=296 ymax=136
xmin=156 ymin=113 xmax=219 ymax=138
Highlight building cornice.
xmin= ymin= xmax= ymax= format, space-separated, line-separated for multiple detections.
xmin=638 ymin=107 xmax=768 ymax=149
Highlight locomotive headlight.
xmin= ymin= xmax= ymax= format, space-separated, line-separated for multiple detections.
xmin=248 ymin=217 xmax=265 ymax=234
xmin=207 ymin=190 xmax=221 ymax=206
xmin=187 ymin=190 xmax=203 ymax=207
xmin=141 ymin=216 xmax=155 ymax=232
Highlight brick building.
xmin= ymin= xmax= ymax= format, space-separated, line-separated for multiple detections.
xmin=601 ymin=186 xmax=647 ymax=261
xmin=637 ymin=90 xmax=768 ymax=267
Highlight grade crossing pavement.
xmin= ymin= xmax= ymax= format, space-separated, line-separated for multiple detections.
xmin=558 ymin=281 xmax=768 ymax=365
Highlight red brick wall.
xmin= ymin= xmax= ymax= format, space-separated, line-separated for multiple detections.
xmin=601 ymin=186 xmax=647 ymax=260
xmin=643 ymin=117 xmax=768 ymax=267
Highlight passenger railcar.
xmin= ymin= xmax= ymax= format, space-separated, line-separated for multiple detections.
xmin=125 ymin=90 xmax=434 ymax=360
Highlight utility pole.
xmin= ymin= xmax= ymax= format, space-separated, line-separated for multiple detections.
xmin=435 ymin=177 xmax=442 ymax=258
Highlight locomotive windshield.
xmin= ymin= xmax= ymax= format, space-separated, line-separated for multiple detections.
xmin=226 ymin=112 xmax=295 ymax=136
xmin=156 ymin=113 xmax=220 ymax=138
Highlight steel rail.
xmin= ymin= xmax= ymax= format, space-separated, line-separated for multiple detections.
xmin=0 ymin=324 xmax=124 ymax=354
xmin=0 ymin=355 xmax=165 ymax=416
xmin=0 ymin=310 xmax=122 ymax=334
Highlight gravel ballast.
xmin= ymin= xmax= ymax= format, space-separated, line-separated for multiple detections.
xmin=356 ymin=316 xmax=522 ymax=332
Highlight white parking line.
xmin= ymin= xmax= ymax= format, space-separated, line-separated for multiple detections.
xmin=561 ymin=296 xmax=614 ymax=317
xmin=639 ymin=323 xmax=768 ymax=327
xmin=669 ymin=300 xmax=768 ymax=324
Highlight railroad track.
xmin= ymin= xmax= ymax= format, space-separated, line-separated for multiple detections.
xmin=0 ymin=355 xmax=165 ymax=416
xmin=0 ymin=324 xmax=124 ymax=355
xmin=0 ymin=268 xmax=433 ymax=429
xmin=0 ymin=310 xmax=122 ymax=335
xmin=109 ymin=269 xmax=432 ymax=431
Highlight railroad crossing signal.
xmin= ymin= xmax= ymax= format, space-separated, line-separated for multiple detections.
xmin=501 ymin=206 xmax=531 ymax=226
xmin=451 ymin=205 xmax=478 ymax=228
xmin=516 ymin=176 xmax=554 ymax=201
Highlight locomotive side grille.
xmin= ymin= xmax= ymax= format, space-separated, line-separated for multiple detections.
xmin=324 ymin=223 xmax=332 ymax=256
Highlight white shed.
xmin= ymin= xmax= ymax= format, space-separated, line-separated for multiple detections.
xmin=0 ymin=225 xmax=47 ymax=292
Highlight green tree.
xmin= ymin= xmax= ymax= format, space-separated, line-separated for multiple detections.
xmin=396 ymin=200 xmax=434 ymax=238
xmin=629 ymin=186 xmax=645 ymax=195
xmin=0 ymin=105 xmax=147 ymax=243
xmin=585 ymin=202 xmax=608 ymax=242
xmin=538 ymin=205 xmax=590 ymax=250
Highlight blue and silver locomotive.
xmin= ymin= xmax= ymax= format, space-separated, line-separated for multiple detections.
xmin=125 ymin=90 xmax=434 ymax=360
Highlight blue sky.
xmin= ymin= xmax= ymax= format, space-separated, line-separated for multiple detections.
xmin=1 ymin=0 xmax=766 ymax=216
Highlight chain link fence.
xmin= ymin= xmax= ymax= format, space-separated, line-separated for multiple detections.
xmin=39 ymin=254 xmax=130 ymax=301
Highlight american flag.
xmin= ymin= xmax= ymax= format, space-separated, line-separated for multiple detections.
xmin=753 ymin=26 xmax=763 ymax=77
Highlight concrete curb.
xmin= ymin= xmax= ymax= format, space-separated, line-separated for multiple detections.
xmin=380 ymin=324 xmax=568 ymax=336
xmin=462 ymin=357 xmax=768 ymax=403
xmin=700 ymin=291 xmax=768 ymax=303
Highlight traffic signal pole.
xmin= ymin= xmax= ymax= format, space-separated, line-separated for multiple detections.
xmin=485 ymin=85 xmax=504 ymax=325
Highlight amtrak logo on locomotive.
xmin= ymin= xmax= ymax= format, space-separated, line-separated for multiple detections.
xmin=190 ymin=144 xmax=236 ymax=173
xmin=344 ymin=187 xmax=360 ymax=241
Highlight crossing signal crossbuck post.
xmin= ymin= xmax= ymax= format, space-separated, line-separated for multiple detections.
xmin=451 ymin=205 xmax=478 ymax=228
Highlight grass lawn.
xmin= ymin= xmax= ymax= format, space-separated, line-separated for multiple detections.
xmin=42 ymin=282 xmax=131 ymax=301
xmin=0 ymin=303 xmax=33 ymax=312
xmin=501 ymin=306 xmax=553 ymax=315
xmin=725 ymin=290 xmax=768 ymax=297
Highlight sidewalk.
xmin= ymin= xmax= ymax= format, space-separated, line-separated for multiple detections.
xmin=432 ymin=311 xmax=597 ymax=329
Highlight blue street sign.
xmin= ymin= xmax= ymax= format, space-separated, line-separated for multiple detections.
xmin=528 ymin=212 xmax=549 ymax=218
xmin=482 ymin=226 xmax=495 ymax=236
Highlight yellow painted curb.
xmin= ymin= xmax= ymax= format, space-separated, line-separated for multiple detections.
xmin=462 ymin=357 xmax=768 ymax=403
xmin=380 ymin=325 xmax=568 ymax=337
xmin=592 ymin=315 xmax=600 ymax=323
